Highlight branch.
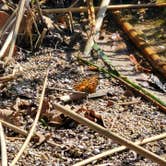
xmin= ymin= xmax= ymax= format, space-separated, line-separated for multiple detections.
xmin=53 ymin=102 xmax=166 ymax=165
xmin=73 ymin=132 xmax=166 ymax=166
xmin=0 ymin=122 xmax=8 ymax=166
xmin=11 ymin=69 xmax=48 ymax=166
xmin=42 ymin=3 xmax=166 ymax=14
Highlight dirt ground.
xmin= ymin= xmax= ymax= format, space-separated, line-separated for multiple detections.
xmin=0 ymin=3 xmax=166 ymax=166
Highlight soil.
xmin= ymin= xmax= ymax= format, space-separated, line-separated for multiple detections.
xmin=0 ymin=3 xmax=166 ymax=166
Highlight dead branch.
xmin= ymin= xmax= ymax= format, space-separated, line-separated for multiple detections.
xmin=0 ymin=122 xmax=8 ymax=166
xmin=53 ymin=102 xmax=166 ymax=165
xmin=73 ymin=132 xmax=166 ymax=166
xmin=84 ymin=0 xmax=111 ymax=56
xmin=11 ymin=69 xmax=48 ymax=166
xmin=42 ymin=3 xmax=166 ymax=14
xmin=112 ymin=11 xmax=166 ymax=78
xmin=5 ymin=0 xmax=27 ymax=64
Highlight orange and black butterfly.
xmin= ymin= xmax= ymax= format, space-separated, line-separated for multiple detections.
xmin=74 ymin=75 xmax=99 ymax=93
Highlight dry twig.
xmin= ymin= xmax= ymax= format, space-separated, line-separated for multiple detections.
xmin=11 ymin=69 xmax=48 ymax=166
xmin=54 ymin=102 xmax=166 ymax=165
xmin=84 ymin=0 xmax=111 ymax=56
xmin=5 ymin=0 xmax=27 ymax=64
xmin=42 ymin=3 xmax=166 ymax=14
xmin=0 ymin=122 xmax=8 ymax=166
xmin=73 ymin=132 xmax=166 ymax=166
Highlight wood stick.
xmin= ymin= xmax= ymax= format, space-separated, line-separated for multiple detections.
xmin=11 ymin=69 xmax=48 ymax=166
xmin=73 ymin=132 xmax=166 ymax=166
xmin=5 ymin=0 xmax=26 ymax=64
xmin=84 ymin=0 xmax=111 ymax=56
xmin=0 ymin=31 xmax=13 ymax=59
xmin=42 ymin=3 xmax=166 ymax=14
xmin=53 ymin=102 xmax=166 ymax=165
xmin=35 ymin=0 xmax=44 ymax=25
xmin=112 ymin=11 xmax=166 ymax=78
xmin=78 ymin=57 xmax=166 ymax=111
xmin=0 ymin=119 xmax=27 ymax=136
xmin=0 ymin=122 xmax=8 ymax=166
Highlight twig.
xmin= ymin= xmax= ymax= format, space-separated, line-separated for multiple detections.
xmin=0 ymin=31 xmax=13 ymax=59
xmin=11 ymin=69 xmax=48 ymax=166
xmin=112 ymin=11 xmax=166 ymax=78
xmin=0 ymin=122 xmax=8 ymax=166
xmin=0 ymin=73 xmax=16 ymax=83
xmin=53 ymin=102 xmax=166 ymax=165
xmin=0 ymin=119 xmax=45 ymax=144
xmin=84 ymin=0 xmax=111 ymax=56
xmin=0 ymin=10 xmax=16 ymax=39
xmin=42 ymin=3 xmax=166 ymax=14
xmin=5 ymin=0 xmax=27 ymax=64
xmin=35 ymin=28 xmax=47 ymax=49
xmin=35 ymin=0 xmax=44 ymax=25
xmin=0 ymin=119 xmax=27 ymax=136
xmin=73 ymin=132 xmax=166 ymax=166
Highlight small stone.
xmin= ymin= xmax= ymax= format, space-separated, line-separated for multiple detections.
xmin=93 ymin=148 xmax=100 ymax=155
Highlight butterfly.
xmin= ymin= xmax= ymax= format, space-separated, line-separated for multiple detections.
xmin=74 ymin=75 xmax=99 ymax=93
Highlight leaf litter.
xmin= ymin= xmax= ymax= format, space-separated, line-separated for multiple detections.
xmin=0 ymin=1 xmax=166 ymax=165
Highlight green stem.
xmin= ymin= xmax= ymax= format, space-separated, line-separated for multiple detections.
xmin=77 ymin=45 xmax=166 ymax=111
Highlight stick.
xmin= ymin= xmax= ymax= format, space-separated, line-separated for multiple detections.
xmin=84 ymin=0 xmax=111 ymax=56
xmin=0 ymin=122 xmax=8 ymax=166
xmin=73 ymin=132 xmax=166 ymax=166
xmin=11 ymin=69 xmax=48 ymax=166
xmin=5 ymin=0 xmax=27 ymax=64
xmin=78 ymin=56 xmax=166 ymax=112
xmin=81 ymin=42 xmax=166 ymax=110
xmin=112 ymin=11 xmax=166 ymax=78
xmin=53 ymin=102 xmax=166 ymax=165
xmin=0 ymin=10 xmax=16 ymax=39
xmin=35 ymin=0 xmax=44 ymax=25
xmin=0 ymin=119 xmax=45 ymax=144
xmin=0 ymin=119 xmax=27 ymax=136
xmin=0 ymin=31 xmax=13 ymax=59
xmin=42 ymin=3 xmax=166 ymax=14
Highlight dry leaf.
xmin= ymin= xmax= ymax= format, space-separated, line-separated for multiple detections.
xmin=74 ymin=75 xmax=99 ymax=93
xmin=0 ymin=109 xmax=13 ymax=120
xmin=87 ymin=65 xmax=98 ymax=71
xmin=129 ymin=54 xmax=151 ymax=73
xmin=77 ymin=107 xmax=105 ymax=126
xmin=0 ymin=11 xmax=17 ymax=59
xmin=0 ymin=11 xmax=9 ymax=29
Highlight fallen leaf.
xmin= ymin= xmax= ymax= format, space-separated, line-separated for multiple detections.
xmin=87 ymin=65 xmax=98 ymax=71
xmin=129 ymin=54 xmax=138 ymax=65
xmin=129 ymin=54 xmax=151 ymax=73
xmin=77 ymin=107 xmax=105 ymax=126
xmin=0 ymin=109 xmax=13 ymax=120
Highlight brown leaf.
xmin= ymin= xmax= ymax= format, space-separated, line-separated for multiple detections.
xmin=49 ymin=112 xmax=65 ymax=126
xmin=0 ymin=11 xmax=17 ymax=59
xmin=0 ymin=109 xmax=13 ymax=120
xmin=129 ymin=54 xmax=151 ymax=73
xmin=13 ymin=98 xmax=34 ymax=111
xmin=77 ymin=107 xmax=105 ymax=126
